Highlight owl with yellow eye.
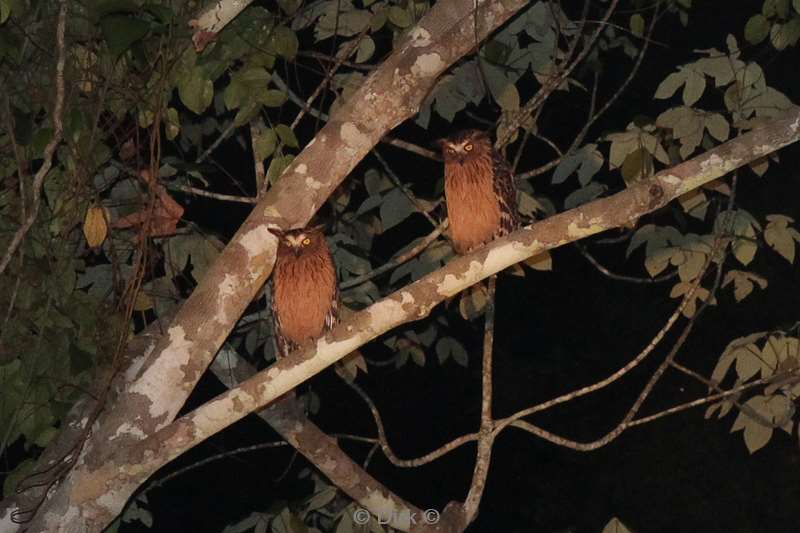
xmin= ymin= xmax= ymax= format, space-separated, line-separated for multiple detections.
xmin=436 ymin=129 xmax=520 ymax=255
xmin=268 ymin=225 xmax=339 ymax=358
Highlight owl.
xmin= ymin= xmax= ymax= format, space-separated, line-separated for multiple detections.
xmin=437 ymin=129 xmax=520 ymax=254
xmin=268 ymin=226 xmax=339 ymax=359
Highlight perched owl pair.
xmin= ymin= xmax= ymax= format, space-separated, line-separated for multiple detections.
xmin=270 ymin=129 xmax=519 ymax=356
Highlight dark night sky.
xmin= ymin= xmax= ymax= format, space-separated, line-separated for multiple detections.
xmin=120 ymin=1 xmax=800 ymax=532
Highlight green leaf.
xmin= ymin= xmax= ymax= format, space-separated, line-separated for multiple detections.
xmin=677 ymin=189 xmax=708 ymax=221
xmin=629 ymin=14 xmax=645 ymax=38
xmin=564 ymin=182 xmax=606 ymax=210
xmin=764 ymin=214 xmax=799 ymax=263
xmin=654 ymin=71 xmax=686 ymax=100
xmin=266 ymin=154 xmax=295 ymax=184
xmin=379 ymin=188 xmax=415 ymax=231
xmin=388 ymin=6 xmax=412 ymax=28
xmin=459 ymin=284 xmax=488 ymax=320
xmin=682 ymin=69 xmax=706 ymax=106
xmin=100 ymin=15 xmax=150 ymax=57
xmin=164 ymin=234 xmax=223 ymax=284
xmin=620 ymin=148 xmax=652 ymax=185
xmin=646 ymin=248 xmax=673 ymax=278
xmin=356 ymin=36 xmax=375 ymax=63
xmin=164 ymin=107 xmax=180 ymax=140
xmin=728 ymin=210 xmax=761 ymax=266
xmin=602 ymin=517 xmax=633 ymax=533
xmin=356 ymin=194 xmax=382 ymax=216
xmin=705 ymin=113 xmax=729 ymax=141
xmin=722 ymin=270 xmax=768 ymax=302
xmin=253 ymin=128 xmax=278 ymax=161
xmin=275 ymin=124 xmax=298 ymax=148
xmin=770 ymin=21 xmax=793 ymax=50
xmin=711 ymin=333 xmax=766 ymax=386
xmin=517 ymin=190 xmax=545 ymax=218
xmin=436 ymin=336 xmax=468 ymax=366
xmin=0 ymin=0 xmax=11 ymax=24
xmin=745 ymin=14 xmax=770 ymax=44
xmin=605 ymin=130 xmax=639 ymax=169
xmin=735 ymin=343 xmax=761 ymax=380
xmin=364 ymin=169 xmax=393 ymax=195
xmin=795 ymin=0 xmax=800 ymax=13
xmin=259 ymin=89 xmax=288 ymax=108
xmin=178 ymin=72 xmax=213 ymax=115
xmin=740 ymin=414 xmax=773 ymax=453
xmin=314 ymin=3 xmax=370 ymax=40
xmin=270 ymin=26 xmax=299 ymax=60
xmin=233 ymin=101 xmax=260 ymax=127
xmin=484 ymin=63 xmax=519 ymax=111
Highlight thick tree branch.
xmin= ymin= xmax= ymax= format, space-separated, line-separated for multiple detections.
xmin=6 ymin=0 xmax=531 ymax=530
xmin=209 ymin=350 xmax=421 ymax=531
xmin=61 ymin=107 xmax=800 ymax=525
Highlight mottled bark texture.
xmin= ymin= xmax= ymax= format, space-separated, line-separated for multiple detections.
xmin=0 ymin=0 xmax=530 ymax=531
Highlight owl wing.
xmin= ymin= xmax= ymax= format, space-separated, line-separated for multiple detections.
xmin=491 ymin=148 xmax=521 ymax=236
xmin=272 ymin=311 xmax=294 ymax=360
xmin=324 ymin=277 xmax=340 ymax=332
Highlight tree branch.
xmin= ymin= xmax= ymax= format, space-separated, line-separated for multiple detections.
xmin=77 ymin=106 xmax=800 ymax=521
xmin=9 ymin=0 xmax=532 ymax=530
xmin=0 ymin=0 xmax=68 ymax=278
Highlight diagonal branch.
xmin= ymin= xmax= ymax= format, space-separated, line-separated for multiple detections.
xmin=0 ymin=0 xmax=68 ymax=278
xmin=209 ymin=349 xmax=421 ymax=531
xmin=95 ymin=106 xmax=800 ymax=509
xmin=8 ymin=0 xmax=532 ymax=531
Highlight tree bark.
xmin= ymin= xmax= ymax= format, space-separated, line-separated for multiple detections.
xmin=0 ymin=0 xmax=529 ymax=530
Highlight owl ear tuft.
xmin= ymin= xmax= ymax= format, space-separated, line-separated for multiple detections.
xmin=309 ymin=223 xmax=328 ymax=234
xmin=469 ymin=129 xmax=490 ymax=141
xmin=267 ymin=227 xmax=285 ymax=239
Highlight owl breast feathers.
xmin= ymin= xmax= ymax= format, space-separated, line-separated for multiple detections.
xmin=438 ymin=129 xmax=520 ymax=254
xmin=269 ymin=226 xmax=339 ymax=358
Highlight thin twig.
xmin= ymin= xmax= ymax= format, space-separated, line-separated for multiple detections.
xmin=290 ymin=28 xmax=369 ymax=130
xmin=297 ymin=50 xmax=377 ymax=71
xmin=669 ymin=360 xmax=786 ymax=429
xmin=250 ymin=117 xmax=267 ymax=193
xmin=515 ymin=1 xmax=658 ymax=181
xmin=497 ymin=0 xmax=620 ymax=149
xmin=0 ymin=0 xmax=68 ymax=277
xmin=576 ymin=242 xmax=677 ymax=284
xmin=371 ymin=148 xmax=439 ymax=228
xmin=627 ymin=372 xmax=800 ymax=427
xmin=463 ymin=275 xmax=497 ymax=522
xmin=196 ymin=121 xmax=236 ymax=164
xmin=341 ymin=221 xmax=447 ymax=289
xmin=168 ymin=183 xmax=258 ymax=204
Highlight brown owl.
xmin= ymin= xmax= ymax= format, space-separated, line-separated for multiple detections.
xmin=437 ymin=129 xmax=520 ymax=254
xmin=269 ymin=226 xmax=339 ymax=358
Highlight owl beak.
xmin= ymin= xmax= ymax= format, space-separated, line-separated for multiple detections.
xmin=292 ymin=247 xmax=301 ymax=257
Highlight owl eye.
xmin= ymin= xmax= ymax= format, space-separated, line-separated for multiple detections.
xmin=464 ymin=143 xmax=473 ymax=152
xmin=302 ymin=238 xmax=311 ymax=246
xmin=447 ymin=148 xmax=456 ymax=155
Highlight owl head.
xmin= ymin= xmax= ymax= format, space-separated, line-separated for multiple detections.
xmin=436 ymin=129 xmax=491 ymax=165
xmin=268 ymin=225 xmax=327 ymax=258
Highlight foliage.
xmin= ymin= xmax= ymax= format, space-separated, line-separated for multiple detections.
xmin=1 ymin=0 xmax=799 ymax=529
xmin=706 ymin=330 xmax=800 ymax=454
